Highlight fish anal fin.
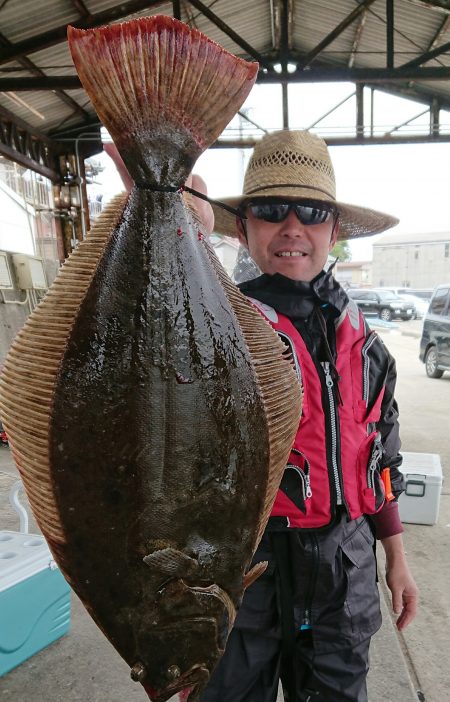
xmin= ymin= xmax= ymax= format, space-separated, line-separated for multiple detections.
xmin=243 ymin=561 xmax=268 ymax=590
xmin=143 ymin=547 xmax=199 ymax=578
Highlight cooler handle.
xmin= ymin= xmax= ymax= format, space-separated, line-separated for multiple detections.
xmin=405 ymin=479 xmax=426 ymax=498
xmin=8 ymin=480 xmax=29 ymax=533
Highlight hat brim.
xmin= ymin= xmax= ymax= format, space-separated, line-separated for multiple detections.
xmin=211 ymin=188 xmax=398 ymax=240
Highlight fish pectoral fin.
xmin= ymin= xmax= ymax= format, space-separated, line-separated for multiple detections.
xmin=243 ymin=561 xmax=268 ymax=590
xmin=143 ymin=548 xmax=199 ymax=577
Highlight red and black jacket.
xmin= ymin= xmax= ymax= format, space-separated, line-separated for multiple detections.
xmin=239 ymin=270 xmax=404 ymax=530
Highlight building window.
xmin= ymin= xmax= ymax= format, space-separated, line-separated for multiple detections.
xmin=445 ymin=243 xmax=449 ymax=258
xmin=414 ymin=250 xmax=419 ymax=259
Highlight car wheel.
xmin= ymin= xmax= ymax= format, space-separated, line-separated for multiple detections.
xmin=380 ymin=308 xmax=392 ymax=322
xmin=425 ymin=346 xmax=444 ymax=378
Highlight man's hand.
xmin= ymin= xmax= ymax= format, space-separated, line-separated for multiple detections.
xmin=103 ymin=142 xmax=134 ymax=193
xmin=185 ymin=173 xmax=215 ymax=236
xmin=103 ymin=144 xmax=215 ymax=235
xmin=381 ymin=534 xmax=419 ymax=630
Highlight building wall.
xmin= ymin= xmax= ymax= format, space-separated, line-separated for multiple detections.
xmin=334 ymin=263 xmax=372 ymax=287
xmin=0 ymin=294 xmax=30 ymax=366
xmin=0 ymin=183 xmax=36 ymax=256
xmin=372 ymin=239 xmax=450 ymax=288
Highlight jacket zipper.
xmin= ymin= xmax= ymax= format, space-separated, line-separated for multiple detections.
xmin=361 ymin=332 xmax=377 ymax=404
xmin=367 ymin=432 xmax=383 ymax=489
xmin=289 ymin=449 xmax=312 ymax=499
xmin=302 ymin=533 xmax=319 ymax=628
xmin=321 ymin=361 xmax=343 ymax=506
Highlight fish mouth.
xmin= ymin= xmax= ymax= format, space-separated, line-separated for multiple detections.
xmin=143 ymin=664 xmax=209 ymax=701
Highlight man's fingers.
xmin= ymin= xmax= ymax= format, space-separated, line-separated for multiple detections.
xmin=396 ymin=595 xmax=419 ymax=631
xmin=391 ymin=590 xmax=403 ymax=615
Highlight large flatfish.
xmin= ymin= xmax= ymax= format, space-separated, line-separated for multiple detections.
xmin=0 ymin=16 xmax=302 ymax=702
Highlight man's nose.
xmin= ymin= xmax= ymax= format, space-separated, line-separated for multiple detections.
xmin=279 ymin=209 xmax=307 ymax=234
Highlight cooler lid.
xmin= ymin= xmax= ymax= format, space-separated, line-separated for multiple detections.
xmin=401 ymin=452 xmax=443 ymax=484
xmin=0 ymin=531 xmax=57 ymax=592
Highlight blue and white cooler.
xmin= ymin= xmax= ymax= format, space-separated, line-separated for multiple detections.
xmin=0 ymin=482 xmax=71 ymax=677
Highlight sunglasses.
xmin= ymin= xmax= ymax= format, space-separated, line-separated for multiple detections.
xmin=246 ymin=200 xmax=337 ymax=226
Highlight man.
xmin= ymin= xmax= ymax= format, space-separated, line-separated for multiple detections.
xmin=106 ymin=129 xmax=418 ymax=701
xmin=199 ymin=129 xmax=418 ymax=702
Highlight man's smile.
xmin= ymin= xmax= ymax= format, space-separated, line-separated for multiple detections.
xmin=275 ymin=251 xmax=307 ymax=257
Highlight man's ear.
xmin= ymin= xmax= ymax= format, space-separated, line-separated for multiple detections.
xmin=236 ymin=216 xmax=248 ymax=248
xmin=329 ymin=219 xmax=340 ymax=250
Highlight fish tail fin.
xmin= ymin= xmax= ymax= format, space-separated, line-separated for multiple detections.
xmin=68 ymin=17 xmax=258 ymax=185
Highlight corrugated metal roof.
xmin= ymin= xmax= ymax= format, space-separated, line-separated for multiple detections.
xmin=1 ymin=0 xmax=450 ymax=153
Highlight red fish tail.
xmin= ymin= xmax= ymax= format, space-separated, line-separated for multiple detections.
xmin=68 ymin=17 xmax=258 ymax=186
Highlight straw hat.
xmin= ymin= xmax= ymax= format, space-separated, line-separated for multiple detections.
xmin=211 ymin=130 xmax=398 ymax=240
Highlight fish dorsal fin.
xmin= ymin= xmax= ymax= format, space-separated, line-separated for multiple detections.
xmin=67 ymin=17 xmax=258 ymax=185
xmin=243 ymin=561 xmax=268 ymax=590
xmin=0 ymin=194 xmax=128 ymax=558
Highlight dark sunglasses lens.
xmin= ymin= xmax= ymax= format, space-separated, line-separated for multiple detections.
xmin=295 ymin=205 xmax=332 ymax=225
xmin=250 ymin=203 xmax=290 ymax=223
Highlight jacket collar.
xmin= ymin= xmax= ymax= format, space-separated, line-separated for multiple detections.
xmin=238 ymin=269 xmax=348 ymax=321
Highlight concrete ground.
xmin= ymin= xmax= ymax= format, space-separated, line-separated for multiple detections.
xmin=0 ymin=318 xmax=447 ymax=702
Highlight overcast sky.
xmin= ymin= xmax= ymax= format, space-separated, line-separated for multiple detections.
xmin=97 ymin=81 xmax=450 ymax=262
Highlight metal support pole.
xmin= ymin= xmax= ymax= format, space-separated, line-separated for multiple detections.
xmin=386 ymin=0 xmax=394 ymax=68
xmin=356 ymin=84 xmax=364 ymax=138
xmin=172 ymin=0 xmax=181 ymax=19
xmin=282 ymin=83 xmax=289 ymax=129
xmin=430 ymin=98 xmax=440 ymax=137
xmin=370 ymin=88 xmax=374 ymax=137
xmin=280 ymin=0 xmax=290 ymax=129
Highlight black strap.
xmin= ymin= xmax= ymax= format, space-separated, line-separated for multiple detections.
xmin=270 ymin=532 xmax=298 ymax=701
xmin=135 ymin=183 xmax=246 ymax=219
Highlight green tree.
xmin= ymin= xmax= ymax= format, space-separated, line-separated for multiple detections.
xmin=331 ymin=240 xmax=351 ymax=262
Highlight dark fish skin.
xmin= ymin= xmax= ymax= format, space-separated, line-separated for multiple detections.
xmin=0 ymin=17 xmax=302 ymax=702
xmin=49 ymin=189 xmax=271 ymax=696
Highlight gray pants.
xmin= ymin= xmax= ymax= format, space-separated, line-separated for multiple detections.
xmin=199 ymin=627 xmax=370 ymax=702
xmin=200 ymin=515 xmax=378 ymax=702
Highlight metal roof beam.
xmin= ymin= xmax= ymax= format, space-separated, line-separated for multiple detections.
xmin=406 ymin=0 xmax=450 ymax=14
xmin=0 ymin=31 xmax=90 ymax=120
xmin=185 ymin=0 xmax=273 ymax=70
xmin=69 ymin=0 xmax=92 ymax=19
xmin=427 ymin=15 xmax=450 ymax=51
xmin=298 ymin=0 xmax=378 ymax=69
xmin=0 ymin=0 xmax=167 ymax=65
xmin=401 ymin=37 xmax=450 ymax=68
xmin=348 ymin=9 xmax=368 ymax=68
xmin=0 ymin=109 xmax=60 ymax=179
xmin=258 ymin=65 xmax=450 ymax=82
xmin=307 ymin=91 xmax=356 ymax=129
xmin=7 ymin=64 xmax=450 ymax=91
xmin=213 ymin=133 xmax=450 ymax=147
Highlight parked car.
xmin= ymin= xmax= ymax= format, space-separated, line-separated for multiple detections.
xmin=383 ymin=287 xmax=433 ymax=302
xmin=419 ymin=284 xmax=450 ymax=378
xmin=347 ymin=288 xmax=415 ymax=321
xmin=398 ymin=293 xmax=429 ymax=319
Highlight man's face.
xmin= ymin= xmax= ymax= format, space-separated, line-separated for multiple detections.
xmin=236 ymin=200 xmax=339 ymax=282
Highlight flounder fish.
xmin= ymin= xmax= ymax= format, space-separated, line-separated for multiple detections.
xmin=0 ymin=16 xmax=302 ymax=702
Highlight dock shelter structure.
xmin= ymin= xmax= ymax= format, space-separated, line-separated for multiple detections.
xmin=0 ymin=0 xmax=450 ymax=259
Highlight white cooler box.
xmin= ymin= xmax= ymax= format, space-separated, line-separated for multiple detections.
xmin=398 ymin=452 xmax=443 ymax=525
